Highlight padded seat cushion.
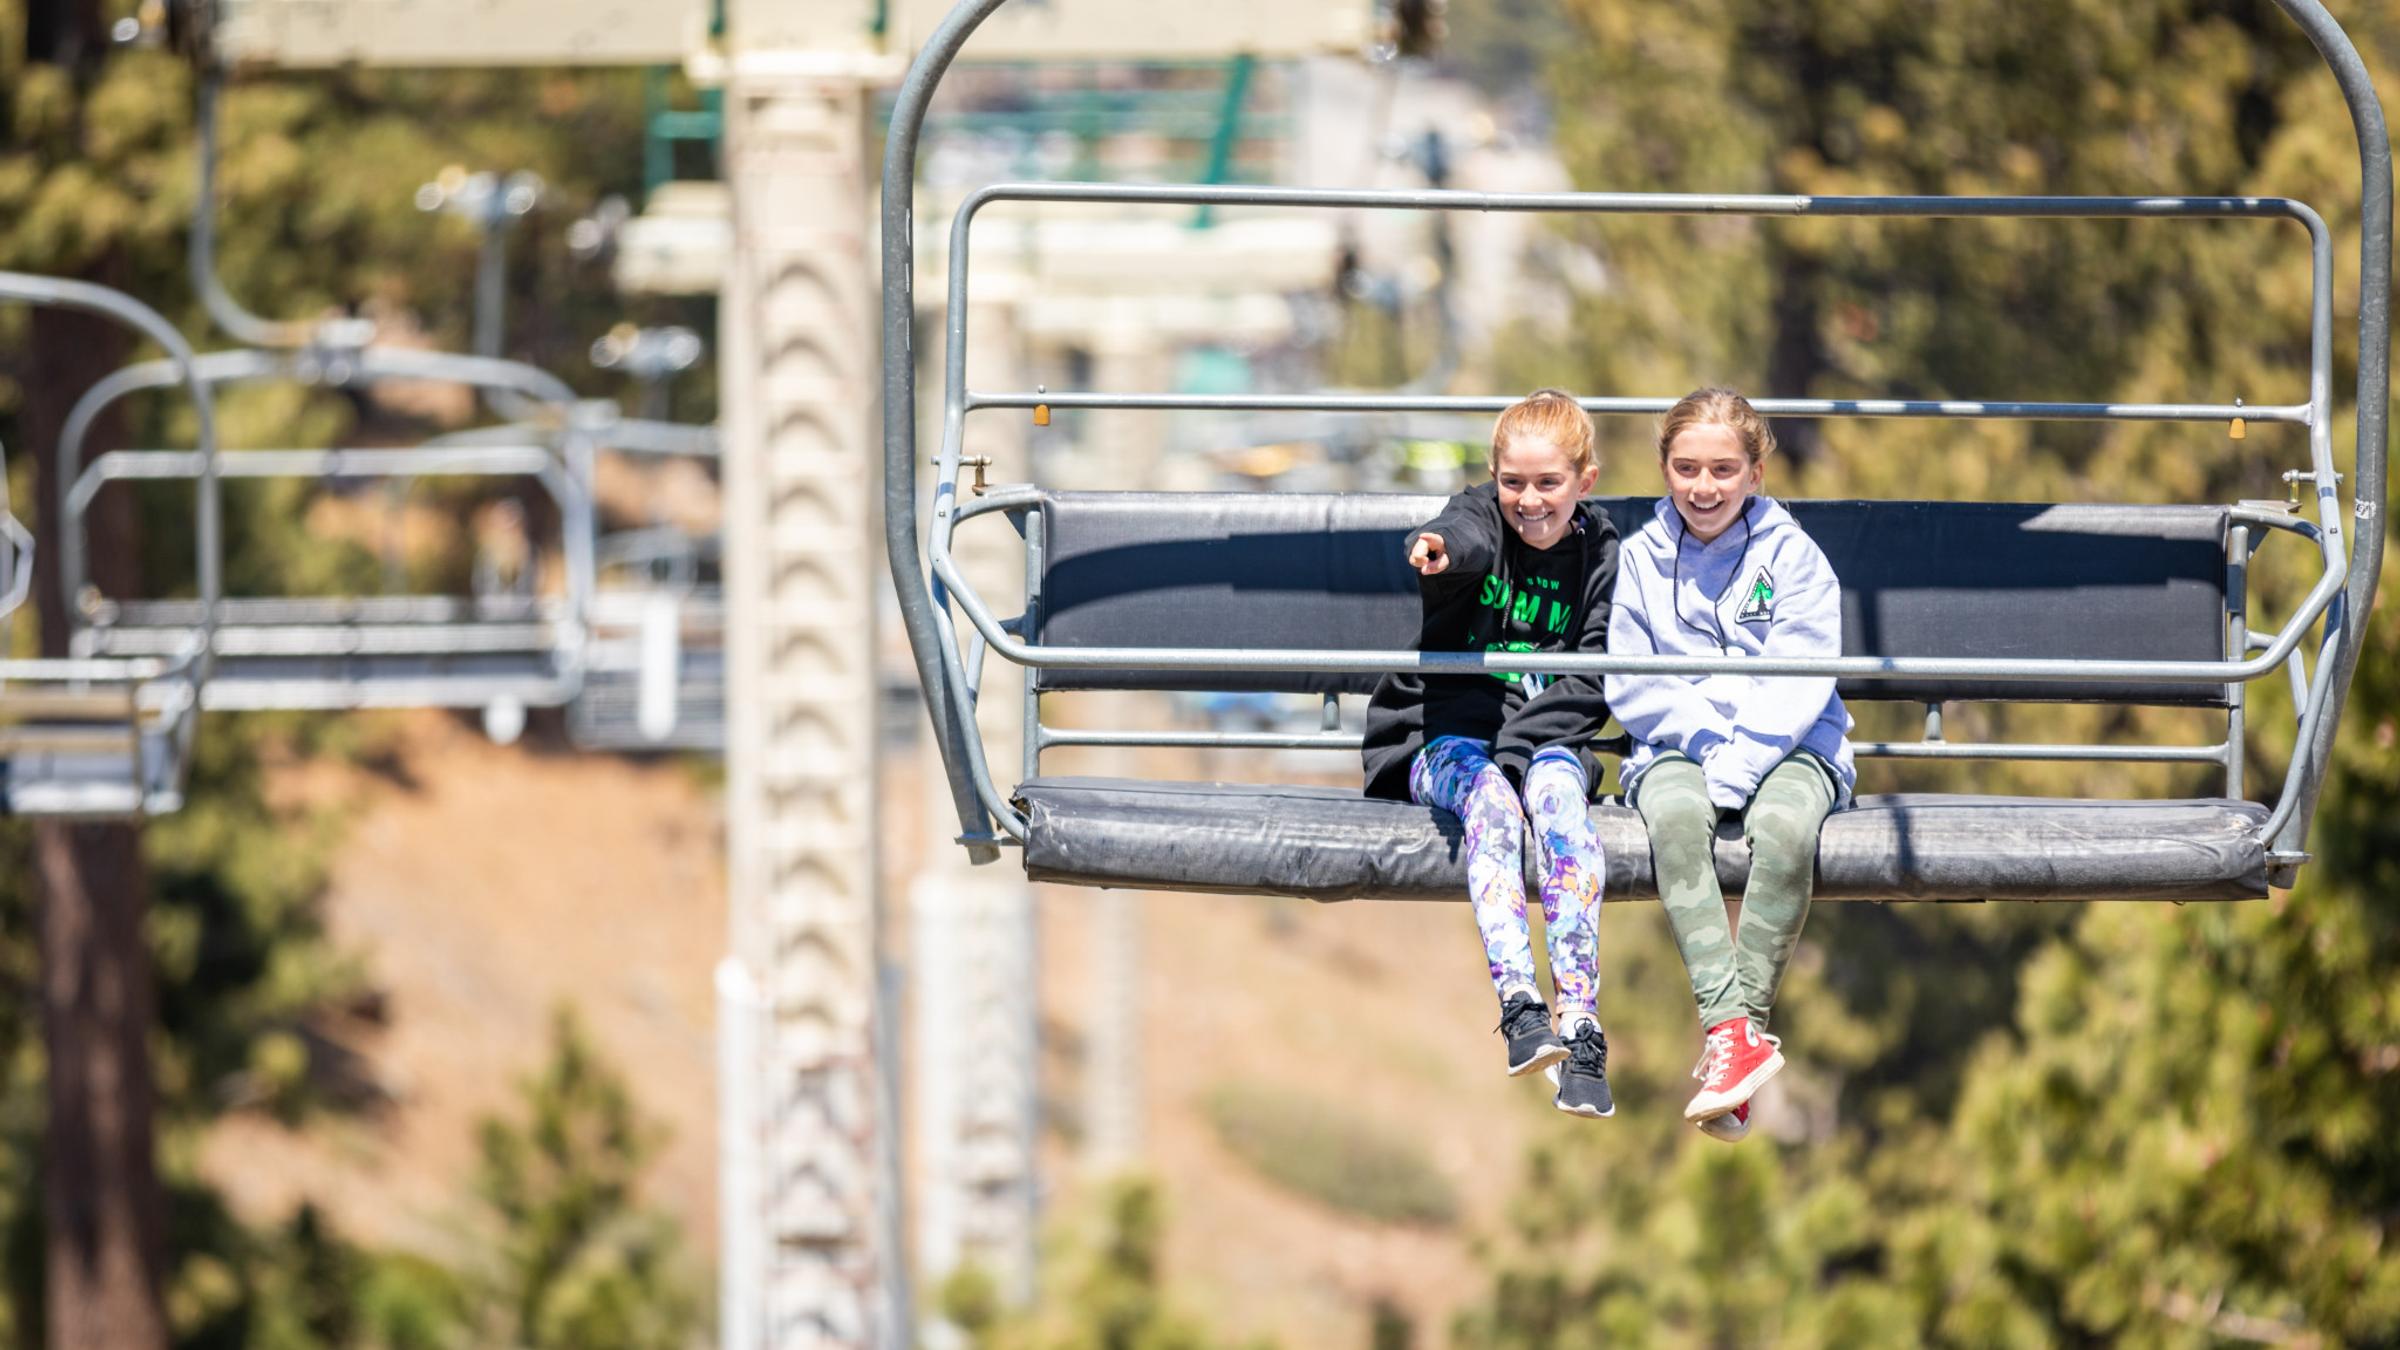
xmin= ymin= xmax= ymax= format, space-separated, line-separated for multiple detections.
xmin=1014 ymin=777 xmax=2270 ymax=903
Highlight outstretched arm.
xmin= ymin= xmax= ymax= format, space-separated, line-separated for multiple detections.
xmin=1407 ymin=495 xmax=1497 ymax=595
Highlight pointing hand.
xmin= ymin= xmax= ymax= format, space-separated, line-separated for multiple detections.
xmin=1408 ymin=532 xmax=1450 ymax=576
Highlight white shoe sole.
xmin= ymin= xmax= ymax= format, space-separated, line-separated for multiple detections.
xmin=1508 ymin=1043 xmax=1569 ymax=1077
xmin=1544 ymin=1060 xmax=1616 ymax=1117
xmin=1683 ymin=1047 xmax=1784 ymax=1121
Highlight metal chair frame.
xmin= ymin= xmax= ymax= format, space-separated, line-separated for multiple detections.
xmin=0 ymin=272 xmax=220 ymax=817
xmin=882 ymin=0 xmax=2391 ymax=888
xmin=56 ymin=347 xmax=596 ymax=714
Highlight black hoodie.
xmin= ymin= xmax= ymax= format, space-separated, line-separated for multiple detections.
xmin=1361 ymin=483 xmax=1620 ymax=801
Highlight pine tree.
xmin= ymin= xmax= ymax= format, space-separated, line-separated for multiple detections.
xmin=471 ymin=1007 xmax=700 ymax=1350
xmin=944 ymin=1178 xmax=1241 ymax=1350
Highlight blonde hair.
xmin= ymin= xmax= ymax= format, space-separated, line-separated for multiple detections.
xmin=1491 ymin=388 xmax=1598 ymax=474
xmin=1657 ymin=387 xmax=1776 ymax=465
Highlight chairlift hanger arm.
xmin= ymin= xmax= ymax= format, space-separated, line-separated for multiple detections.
xmin=2269 ymin=0 xmax=2391 ymax=867
xmin=193 ymin=64 xmax=577 ymax=425
xmin=193 ymin=66 xmax=313 ymax=350
xmin=885 ymin=0 xmax=1019 ymax=861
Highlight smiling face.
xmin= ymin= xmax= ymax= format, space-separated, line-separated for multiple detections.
xmin=1662 ymin=421 xmax=1762 ymax=544
xmin=1493 ymin=433 xmax=1596 ymax=550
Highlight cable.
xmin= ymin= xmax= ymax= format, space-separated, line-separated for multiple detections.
xmin=1670 ymin=501 xmax=1758 ymax=655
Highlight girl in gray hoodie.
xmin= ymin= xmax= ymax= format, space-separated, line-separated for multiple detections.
xmin=1605 ymin=389 xmax=1855 ymax=1144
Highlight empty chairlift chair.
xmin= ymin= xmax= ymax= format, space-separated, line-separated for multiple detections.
xmin=0 ymin=272 xmax=222 ymax=817
xmin=882 ymin=0 xmax=2389 ymax=903
xmin=566 ymin=416 xmax=728 ymax=753
xmin=57 ymin=347 xmax=592 ymax=723
xmin=572 ymin=525 xmax=726 ymax=752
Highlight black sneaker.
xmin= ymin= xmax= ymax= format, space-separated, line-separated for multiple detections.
xmin=1496 ymin=991 xmax=1567 ymax=1077
xmin=1551 ymin=1021 xmax=1615 ymax=1118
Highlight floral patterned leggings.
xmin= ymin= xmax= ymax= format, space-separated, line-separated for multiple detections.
xmin=1410 ymin=736 xmax=1604 ymax=1020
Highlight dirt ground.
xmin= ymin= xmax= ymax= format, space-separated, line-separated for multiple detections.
xmin=200 ymin=711 xmax=729 ymax=1263
xmin=201 ymin=707 xmax=1570 ymax=1345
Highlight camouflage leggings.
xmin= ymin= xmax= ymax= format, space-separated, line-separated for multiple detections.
xmin=1633 ymin=753 xmax=1836 ymax=1031
xmin=1411 ymin=737 xmax=1604 ymax=1020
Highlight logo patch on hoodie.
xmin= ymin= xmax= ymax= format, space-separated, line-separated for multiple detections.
xmin=1734 ymin=565 xmax=1775 ymax=623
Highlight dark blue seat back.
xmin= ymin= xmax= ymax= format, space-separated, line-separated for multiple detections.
xmin=1031 ymin=493 xmax=2233 ymax=708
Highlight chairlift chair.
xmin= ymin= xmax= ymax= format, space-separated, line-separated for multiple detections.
xmin=58 ymin=346 xmax=593 ymax=721
xmin=0 ymin=273 xmax=221 ymax=818
xmin=881 ymin=0 xmax=2389 ymax=904
xmin=560 ymin=412 xmax=727 ymax=753
xmin=572 ymin=526 xmax=726 ymax=752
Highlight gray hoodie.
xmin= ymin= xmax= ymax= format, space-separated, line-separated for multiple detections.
xmin=1605 ymin=495 xmax=1856 ymax=810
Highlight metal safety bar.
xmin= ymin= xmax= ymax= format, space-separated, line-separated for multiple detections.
xmin=59 ymin=351 xmax=593 ymax=639
xmin=1035 ymin=727 xmax=2230 ymax=762
xmin=969 ymin=490 xmax=2319 ymax=842
xmin=925 ymin=190 xmax=2349 ymax=850
xmin=68 ymin=442 xmax=591 ymax=712
xmin=886 ymin=0 xmax=2391 ymax=871
xmin=935 ymin=486 xmax=2344 ymax=852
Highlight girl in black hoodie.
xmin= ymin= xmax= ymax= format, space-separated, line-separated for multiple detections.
xmin=1361 ymin=390 xmax=1621 ymax=1117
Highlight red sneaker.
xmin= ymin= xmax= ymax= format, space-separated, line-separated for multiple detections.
xmin=1684 ymin=1017 xmax=1783 ymax=1121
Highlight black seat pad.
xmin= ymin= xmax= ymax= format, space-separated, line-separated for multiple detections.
xmin=1014 ymin=777 xmax=2269 ymax=903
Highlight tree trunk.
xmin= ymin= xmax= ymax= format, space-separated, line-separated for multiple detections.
xmin=34 ymin=823 xmax=166 ymax=1350
xmin=25 ymin=290 xmax=169 ymax=1350
xmin=14 ymin=8 xmax=171 ymax=1317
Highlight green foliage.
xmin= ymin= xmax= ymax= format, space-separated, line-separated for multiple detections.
xmin=145 ymin=713 xmax=374 ymax=1128
xmin=473 ymin=1007 xmax=702 ymax=1350
xmin=948 ymin=1178 xmax=1255 ymax=1350
xmin=351 ymin=1252 xmax=477 ymax=1350
xmin=166 ymin=1195 xmax=474 ymax=1350
xmin=1439 ymin=0 xmax=1582 ymax=100
xmin=0 ymin=706 xmax=382 ymax=1345
xmin=1201 ymin=1080 xmax=1459 ymax=1227
xmin=155 ymin=1008 xmax=699 ymax=1350
xmin=1462 ymin=2 xmax=2400 ymax=1347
